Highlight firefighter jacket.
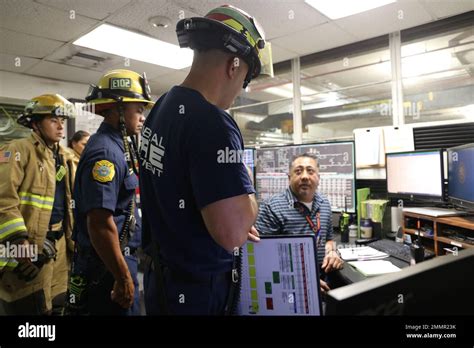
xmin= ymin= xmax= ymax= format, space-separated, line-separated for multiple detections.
xmin=0 ymin=132 xmax=76 ymax=271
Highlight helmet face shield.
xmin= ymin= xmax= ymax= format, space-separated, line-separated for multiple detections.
xmin=140 ymin=72 xmax=152 ymax=101
xmin=257 ymin=41 xmax=274 ymax=78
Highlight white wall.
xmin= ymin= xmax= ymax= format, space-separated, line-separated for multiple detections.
xmin=0 ymin=71 xmax=92 ymax=146
xmin=0 ymin=71 xmax=90 ymax=101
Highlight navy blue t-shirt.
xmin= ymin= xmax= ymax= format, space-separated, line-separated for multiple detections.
xmin=73 ymin=122 xmax=141 ymax=251
xmin=139 ymin=86 xmax=255 ymax=276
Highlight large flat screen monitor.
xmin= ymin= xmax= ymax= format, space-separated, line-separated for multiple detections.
xmin=447 ymin=143 xmax=474 ymax=210
xmin=386 ymin=150 xmax=444 ymax=201
xmin=242 ymin=148 xmax=255 ymax=185
xmin=255 ymin=141 xmax=356 ymax=212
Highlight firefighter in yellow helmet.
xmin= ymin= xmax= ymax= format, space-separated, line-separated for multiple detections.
xmin=0 ymin=94 xmax=76 ymax=315
xmin=67 ymin=69 xmax=154 ymax=315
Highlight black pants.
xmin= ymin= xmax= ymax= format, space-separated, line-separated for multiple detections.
xmin=144 ymin=262 xmax=231 ymax=315
xmin=85 ymin=255 xmax=140 ymax=316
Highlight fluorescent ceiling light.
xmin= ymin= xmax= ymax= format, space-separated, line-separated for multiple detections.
xmin=459 ymin=104 xmax=474 ymax=119
xmin=73 ymin=24 xmax=193 ymax=69
xmin=303 ymin=92 xmax=343 ymax=109
xmin=402 ymin=50 xmax=454 ymax=78
xmin=315 ymin=107 xmax=373 ymax=118
xmin=305 ymin=0 xmax=396 ymax=20
xmin=403 ymin=70 xmax=462 ymax=86
xmin=264 ymin=83 xmax=318 ymax=101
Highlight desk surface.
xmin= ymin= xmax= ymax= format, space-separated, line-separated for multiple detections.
xmin=333 ymin=236 xmax=410 ymax=285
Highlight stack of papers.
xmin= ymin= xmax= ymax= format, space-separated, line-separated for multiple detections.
xmin=348 ymin=260 xmax=401 ymax=277
xmin=339 ymin=246 xmax=388 ymax=261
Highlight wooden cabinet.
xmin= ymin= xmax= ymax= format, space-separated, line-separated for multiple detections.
xmin=402 ymin=212 xmax=474 ymax=256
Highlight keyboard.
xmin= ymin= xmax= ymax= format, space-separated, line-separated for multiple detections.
xmin=402 ymin=207 xmax=466 ymax=217
xmin=368 ymin=239 xmax=434 ymax=263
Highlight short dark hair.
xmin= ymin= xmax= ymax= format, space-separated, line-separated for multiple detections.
xmin=289 ymin=152 xmax=320 ymax=172
xmin=68 ymin=130 xmax=90 ymax=148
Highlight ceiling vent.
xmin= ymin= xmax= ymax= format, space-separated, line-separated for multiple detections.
xmin=62 ymin=52 xmax=107 ymax=69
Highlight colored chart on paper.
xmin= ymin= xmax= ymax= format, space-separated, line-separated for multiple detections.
xmin=239 ymin=235 xmax=322 ymax=316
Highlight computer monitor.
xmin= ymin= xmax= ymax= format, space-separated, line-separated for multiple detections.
xmin=239 ymin=235 xmax=322 ymax=316
xmin=255 ymin=141 xmax=356 ymax=212
xmin=325 ymin=248 xmax=474 ymax=315
xmin=242 ymin=148 xmax=255 ymax=184
xmin=386 ymin=150 xmax=444 ymax=201
xmin=447 ymin=143 xmax=474 ymax=210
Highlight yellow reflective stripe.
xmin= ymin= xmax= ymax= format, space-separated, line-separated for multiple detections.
xmin=19 ymin=191 xmax=54 ymax=210
xmin=0 ymin=218 xmax=25 ymax=231
xmin=0 ymin=258 xmax=18 ymax=268
xmin=19 ymin=201 xmax=54 ymax=210
xmin=0 ymin=218 xmax=27 ymax=239
xmin=19 ymin=192 xmax=54 ymax=202
xmin=222 ymin=18 xmax=257 ymax=48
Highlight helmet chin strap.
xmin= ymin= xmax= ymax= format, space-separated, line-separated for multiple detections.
xmin=35 ymin=120 xmax=57 ymax=152
xmin=116 ymin=100 xmax=139 ymax=176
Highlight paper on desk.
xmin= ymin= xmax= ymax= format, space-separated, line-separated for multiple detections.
xmin=348 ymin=260 xmax=401 ymax=276
xmin=339 ymin=246 xmax=388 ymax=261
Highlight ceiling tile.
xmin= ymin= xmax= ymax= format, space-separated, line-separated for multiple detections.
xmin=334 ymin=0 xmax=433 ymax=41
xmin=173 ymin=0 xmax=329 ymax=40
xmin=420 ymin=0 xmax=474 ymax=20
xmin=272 ymin=23 xmax=358 ymax=55
xmin=35 ymin=0 xmax=132 ymax=20
xmin=149 ymin=70 xmax=188 ymax=95
xmin=0 ymin=28 xmax=64 ymax=58
xmin=26 ymin=60 xmax=103 ymax=84
xmin=45 ymin=44 xmax=115 ymax=69
xmin=0 ymin=53 xmax=40 ymax=73
xmin=106 ymin=59 xmax=174 ymax=80
xmin=271 ymin=42 xmax=299 ymax=63
xmin=0 ymin=0 xmax=98 ymax=42
xmin=107 ymin=0 xmax=201 ymax=45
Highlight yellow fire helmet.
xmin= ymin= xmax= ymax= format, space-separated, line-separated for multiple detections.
xmin=176 ymin=4 xmax=274 ymax=88
xmin=17 ymin=94 xmax=76 ymax=129
xmin=85 ymin=69 xmax=155 ymax=113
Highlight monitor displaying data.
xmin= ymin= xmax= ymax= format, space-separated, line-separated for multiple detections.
xmin=255 ymin=141 xmax=355 ymax=212
xmin=448 ymin=143 xmax=474 ymax=209
xmin=242 ymin=148 xmax=255 ymax=176
xmin=239 ymin=235 xmax=322 ymax=316
xmin=386 ymin=150 xmax=444 ymax=199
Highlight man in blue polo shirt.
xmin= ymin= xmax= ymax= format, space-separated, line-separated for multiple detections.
xmin=255 ymin=153 xmax=344 ymax=293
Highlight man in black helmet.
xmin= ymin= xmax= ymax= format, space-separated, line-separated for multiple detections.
xmin=140 ymin=4 xmax=273 ymax=315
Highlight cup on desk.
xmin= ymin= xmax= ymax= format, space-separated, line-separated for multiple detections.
xmin=360 ymin=218 xmax=373 ymax=238
xmin=410 ymin=242 xmax=425 ymax=265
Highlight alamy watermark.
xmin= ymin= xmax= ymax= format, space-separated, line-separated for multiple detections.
xmin=217 ymin=147 xmax=245 ymax=164
xmin=380 ymin=101 xmax=422 ymax=119
xmin=54 ymin=102 xmax=96 ymax=118
xmin=0 ymin=241 xmax=38 ymax=262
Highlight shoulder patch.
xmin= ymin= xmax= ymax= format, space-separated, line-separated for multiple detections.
xmin=92 ymin=160 xmax=115 ymax=183
xmin=0 ymin=151 xmax=11 ymax=163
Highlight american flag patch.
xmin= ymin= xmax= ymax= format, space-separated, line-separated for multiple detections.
xmin=0 ymin=151 xmax=12 ymax=163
